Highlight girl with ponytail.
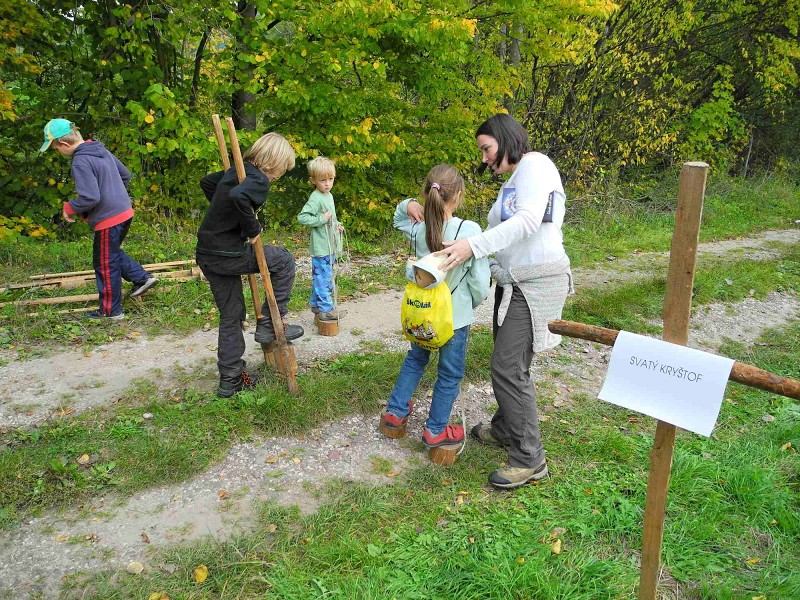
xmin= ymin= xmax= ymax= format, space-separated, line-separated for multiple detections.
xmin=380 ymin=164 xmax=490 ymax=449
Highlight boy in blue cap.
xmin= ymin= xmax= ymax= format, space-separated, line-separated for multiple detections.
xmin=40 ymin=119 xmax=158 ymax=319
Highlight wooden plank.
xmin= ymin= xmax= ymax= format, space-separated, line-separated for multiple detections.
xmin=639 ymin=161 xmax=708 ymax=600
xmin=548 ymin=320 xmax=800 ymax=400
xmin=29 ymin=259 xmax=195 ymax=280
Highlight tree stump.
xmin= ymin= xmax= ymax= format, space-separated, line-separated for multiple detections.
xmin=315 ymin=314 xmax=339 ymax=336
xmin=261 ymin=340 xmax=297 ymax=374
xmin=378 ymin=413 xmax=407 ymax=439
xmin=428 ymin=444 xmax=460 ymax=466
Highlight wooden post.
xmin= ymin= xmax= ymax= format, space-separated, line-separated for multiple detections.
xmin=639 ymin=161 xmax=708 ymax=599
xmin=223 ymin=118 xmax=299 ymax=396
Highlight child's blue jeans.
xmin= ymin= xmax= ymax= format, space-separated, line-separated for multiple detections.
xmin=386 ymin=325 xmax=469 ymax=435
xmin=310 ymin=255 xmax=335 ymax=312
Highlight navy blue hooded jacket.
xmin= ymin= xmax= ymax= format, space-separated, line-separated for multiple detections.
xmin=64 ymin=141 xmax=134 ymax=230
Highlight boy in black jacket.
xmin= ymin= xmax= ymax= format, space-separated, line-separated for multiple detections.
xmin=40 ymin=118 xmax=158 ymax=319
xmin=197 ymin=132 xmax=303 ymax=397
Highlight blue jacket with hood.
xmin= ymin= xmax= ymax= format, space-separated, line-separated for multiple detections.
xmin=64 ymin=141 xmax=135 ymax=230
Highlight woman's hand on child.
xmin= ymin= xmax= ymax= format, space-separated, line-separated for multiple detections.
xmin=436 ymin=238 xmax=474 ymax=272
xmin=247 ymin=236 xmax=260 ymax=245
xmin=62 ymin=207 xmax=75 ymax=223
xmin=407 ymin=200 xmax=424 ymax=223
xmin=324 ymin=211 xmax=332 ymax=222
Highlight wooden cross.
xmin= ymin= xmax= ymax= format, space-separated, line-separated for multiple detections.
xmin=548 ymin=161 xmax=800 ymax=599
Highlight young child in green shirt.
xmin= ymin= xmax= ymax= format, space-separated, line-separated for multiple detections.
xmin=297 ymin=156 xmax=346 ymax=321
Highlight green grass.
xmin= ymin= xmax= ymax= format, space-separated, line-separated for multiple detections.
xmin=61 ymin=323 xmax=799 ymax=599
xmin=563 ymin=244 xmax=800 ymax=334
xmin=564 ymin=170 xmax=800 ymax=265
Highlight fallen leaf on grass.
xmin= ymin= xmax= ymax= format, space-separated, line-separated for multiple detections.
xmin=193 ymin=564 xmax=208 ymax=583
xmin=76 ymin=454 xmax=90 ymax=465
xmin=550 ymin=539 xmax=562 ymax=555
xmin=539 ymin=415 xmax=551 ymax=422
xmin=265 ymin=455 xmax=279 ymax=464
xmin=761 ymin=414 xmax=775 ymax=423
xmin=515 ymin=557 xmax=525 ymax=564
xmin=141 ymin=532 xmax=150 ymax=544
xmin=745 ymin=557 xmax=761 ymax=566
xmin=780 ymin=442 xmax=793 ymax=451
xmin=54 ymin=534 xmax=69 ymax=542
xmin=149 ymin=593 xmax=170 ymax=600
xmin=385 ymin=471 xmax=401 ymax=477
xmin=266 ymin=523 xmax=278 ymax=533
xmin=218 ymin=490 xmax=230 ymax=500
xmin=126 ymin=562 xmax=144 ymax=575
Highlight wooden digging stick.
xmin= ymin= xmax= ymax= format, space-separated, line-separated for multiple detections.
xmin=224 ymin=117 xmax=300 ymax=395
xmin=211 ymin=114 xmax=265 ymax=334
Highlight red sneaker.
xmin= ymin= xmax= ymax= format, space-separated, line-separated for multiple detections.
xmin=378 ymin=401 xmax=414 ymax=439
xmin=422 ymin=425 xmax=465 ymax=448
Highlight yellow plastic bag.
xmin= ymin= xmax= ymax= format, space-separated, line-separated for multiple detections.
xmin=401 ymin=281 xmax=454 ymax=351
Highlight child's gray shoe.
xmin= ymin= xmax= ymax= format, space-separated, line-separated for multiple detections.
xmin=131 ymin=277 xmax=159 ymax=297
xmin=318 ymin=309 xmax=347 ymax=321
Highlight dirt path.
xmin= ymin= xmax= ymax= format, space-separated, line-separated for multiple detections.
xmin=1 ymin=228 xmax=799 ymax=597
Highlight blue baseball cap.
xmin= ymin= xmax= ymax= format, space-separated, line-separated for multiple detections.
xmin=40 ymin=119 xmax=75 ymax=152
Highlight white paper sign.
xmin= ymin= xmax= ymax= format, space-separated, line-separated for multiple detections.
xmin=598 ymin=331 xmax=735 ymax=436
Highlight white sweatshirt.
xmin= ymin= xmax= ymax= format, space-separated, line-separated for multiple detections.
xmin=468 ymin=152 xmax=567 ymax=269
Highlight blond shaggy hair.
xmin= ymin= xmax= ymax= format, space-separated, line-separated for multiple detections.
xmin=307 ymin=156 xmax=336 ymax=182
xmin=244 ymin=132 xmax=296 ymax=177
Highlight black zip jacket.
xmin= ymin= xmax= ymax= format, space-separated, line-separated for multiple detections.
xmin=196 ymin=164 xmax=270 ymax=257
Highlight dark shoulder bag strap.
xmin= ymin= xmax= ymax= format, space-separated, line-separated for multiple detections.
xmin=449 ymin=220 xmax=469 ymax=293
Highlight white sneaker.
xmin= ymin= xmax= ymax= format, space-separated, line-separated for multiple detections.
xmin=131 ymin=277 xmax=159 ymax=297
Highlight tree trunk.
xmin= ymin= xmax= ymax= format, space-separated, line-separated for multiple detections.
xmin=232 ymin=1 xmax=257 ymax=130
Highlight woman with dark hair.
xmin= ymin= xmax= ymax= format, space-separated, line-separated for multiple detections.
xmin=437 ymin=113 xmax=574 ymax=489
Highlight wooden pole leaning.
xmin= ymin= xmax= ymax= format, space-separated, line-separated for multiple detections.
xmin=210 ymin=114 xmax=267 ymax=363
xmin=223 ymin=117 xmax=300 ymax=396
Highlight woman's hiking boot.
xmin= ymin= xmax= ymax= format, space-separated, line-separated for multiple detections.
xmin=422 ymin=424 xmax=465 ymax=448
xmin=378 ymin=401 xmax=413 ymax=439
xmin=217 ymin=370 xmax=260 ymax=398
xmin=470 ymin=422 xmax=508 ymax=447
xmin=488 ymin=459 xmax=549 ymax=489
xmin=254 ymin=317 xmax=304 ymax=344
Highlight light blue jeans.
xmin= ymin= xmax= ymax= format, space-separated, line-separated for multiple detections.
xmin=310 ymin=255 xmax=334 ymax=312
xmin=386 ymin=326 xmax=469 ymax=435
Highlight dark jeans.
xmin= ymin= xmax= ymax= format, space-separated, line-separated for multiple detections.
xmin=93 ymin=218 xmax=150 ymax=316
xmin=490 ymin=286 xmax=545 ymax=468
xmin=197 ymin=245 xmax=296 ymax=380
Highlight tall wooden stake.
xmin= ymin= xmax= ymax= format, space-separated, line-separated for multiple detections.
xmin=639 ymin=161 xmax=708 ymax=599
xmin=210 ymin=114 xmax=299 ymax=395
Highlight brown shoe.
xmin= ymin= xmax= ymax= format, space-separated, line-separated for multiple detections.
xmin=489 ymin=460 xmax=549 ymax=489
xmin=470 ymin=422 xmax=508 ymax=447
